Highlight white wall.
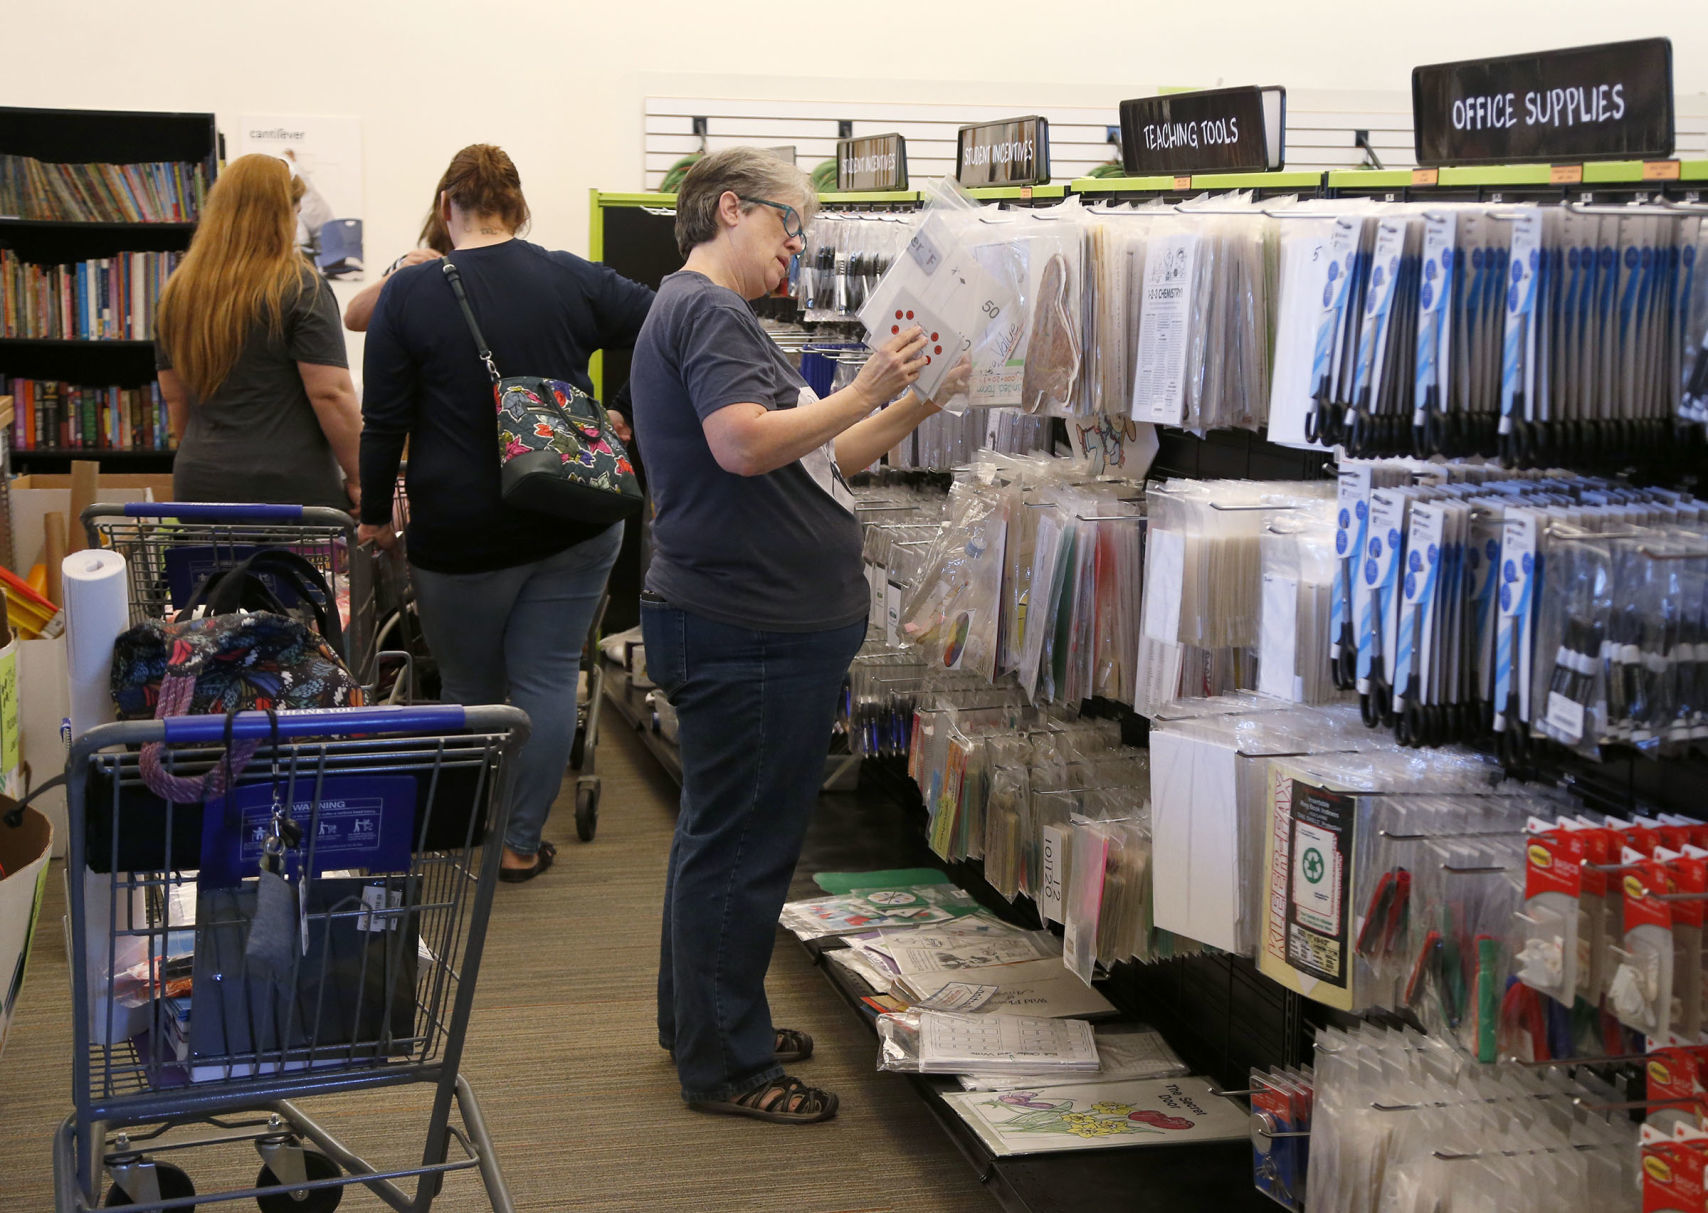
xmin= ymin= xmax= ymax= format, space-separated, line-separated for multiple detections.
xmin=10 ymin=1 xmax=1708 ymax=368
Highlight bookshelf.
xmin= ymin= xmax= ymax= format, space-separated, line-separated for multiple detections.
xmin=0 ymin=105 xmax=219 ymax=472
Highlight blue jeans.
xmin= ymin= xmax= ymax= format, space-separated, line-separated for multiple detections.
xmin=411 ymin=523 xmax=623 ymax=856
xmin=642 ymin=602 xmax=866 ymax=1103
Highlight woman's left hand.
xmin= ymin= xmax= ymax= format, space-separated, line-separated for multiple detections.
xmin=922 ymin=354 xmax=974 ymax=412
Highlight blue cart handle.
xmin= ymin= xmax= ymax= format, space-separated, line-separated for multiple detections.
xmin=162 ymin=706 xmax=468 ymax=743
xmin=119 ymin=501 xmax=306 ymax=521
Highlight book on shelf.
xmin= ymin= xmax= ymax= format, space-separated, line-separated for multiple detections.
xmin=2 ymin=377 xmax=172 ymax=452
xmin=0 ymin=247 xmax=180 ymax=340
xmin=0 ymin=154 xmax=207 ymax=223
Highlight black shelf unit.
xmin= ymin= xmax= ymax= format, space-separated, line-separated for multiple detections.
xmin=0 ymin=105 xmax=217 ymax=471
xmin=596 ymin=170 xmax=1704 ymax=1211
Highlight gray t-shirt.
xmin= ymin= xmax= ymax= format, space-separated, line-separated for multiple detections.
xmin=630 ymin=271 xmax=868 ymax=632
xmin=159 ymin=267 xmax=348 ymax=509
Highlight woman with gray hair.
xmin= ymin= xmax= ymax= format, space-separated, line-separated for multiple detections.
xmin=631 ymin=147 xmax=966 ymax=1123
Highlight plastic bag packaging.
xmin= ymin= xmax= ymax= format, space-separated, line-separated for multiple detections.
xmin=956 ymin=1022 xmax=1186 ymax=1090
xmin=898 ymin=480 xmax=1008 ymax=678
xmin=876 ymin=1009 xmax=1099 ymax=1075
xmin=859 ymin=178 xmax=1023 ymax=412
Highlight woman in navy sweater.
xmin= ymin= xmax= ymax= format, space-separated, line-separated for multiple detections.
xmin=358 ymin=143 xmax=653 ymax=881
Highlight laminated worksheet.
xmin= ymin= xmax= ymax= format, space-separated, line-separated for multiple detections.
xmin=941 ymin=1076 xmax=1247 ymax=1156
xmin=956 ymin=1024 xmax=1187 ymax=1090
xmin=907 ymin=957 xmax=1118 ymax=1019
xmin=851 ymin=925 xmax=1059 ymax=976
xmin=917 ymin=1011 xmax=1099 ymax=1073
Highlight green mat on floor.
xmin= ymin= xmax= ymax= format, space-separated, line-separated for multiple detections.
xmin=812 ymin=868 xmax=952 ymax=894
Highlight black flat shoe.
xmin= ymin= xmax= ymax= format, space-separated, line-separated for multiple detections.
xmin=499 ymin=840 xmax=556 ymax=883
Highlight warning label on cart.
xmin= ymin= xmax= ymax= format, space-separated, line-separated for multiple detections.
xmin=199 ymin=775 xmax=417 ymax=887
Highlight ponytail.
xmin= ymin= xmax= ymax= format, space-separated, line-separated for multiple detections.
xmin=439 ymin=143 xmax=530 ymax=235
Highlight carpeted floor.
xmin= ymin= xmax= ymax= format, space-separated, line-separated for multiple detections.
xmin=0 ymin=716 xmax=1000 ymax=1212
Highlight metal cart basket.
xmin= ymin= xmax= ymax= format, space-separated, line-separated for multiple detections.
xmin=80 ymin=502 xmax=382 ymax=696
xmin=53 ymin=704 xmax=530 ymax=1212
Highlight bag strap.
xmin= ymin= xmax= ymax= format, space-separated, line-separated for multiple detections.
xmin=181 ymin=549 xmax=344 ymax=659
xmin=441 ymin=259 xmax=503 ymax=385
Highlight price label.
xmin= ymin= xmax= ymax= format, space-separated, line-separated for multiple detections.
xmin=1549 ymin=164 xmax=1584 ymax=184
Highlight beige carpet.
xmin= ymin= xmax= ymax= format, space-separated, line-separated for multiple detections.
xmin=0 ymin=720 xmax=999 ymax=1212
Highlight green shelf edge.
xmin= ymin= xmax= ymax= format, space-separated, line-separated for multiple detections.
xmin=1322 ymin=170 xmax=1416 ymax=189
xmin=963 ymin=184 xmax=1067 ymax=201
xmin=1071 ymin=175 xmax=1178 ymax=193
xmin=1189 ymin=170 xmax=1322 ymax=190
xmin=818 ymin=189 xmax=923 ymax=204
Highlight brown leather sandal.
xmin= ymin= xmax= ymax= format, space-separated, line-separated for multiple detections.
xmin=689 ymin=1075 xmax=838 ymax=1124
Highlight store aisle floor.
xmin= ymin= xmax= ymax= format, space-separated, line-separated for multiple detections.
xmin=0 ymin=716 xmax=1001 ymax=1213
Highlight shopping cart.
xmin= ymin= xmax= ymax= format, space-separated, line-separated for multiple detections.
xmin=81 ymin=502 xmax=387 ymax=698
xmin=53 ymin=703 xmax=530 ymax=1212
xmin=568 ymin=594 xmax=608 ymax=842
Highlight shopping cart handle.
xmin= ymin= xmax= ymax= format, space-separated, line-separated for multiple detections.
xmin=161 ymin=706 xmax=468 ymax=743
xmin=118 ymin=501 xmax=307 ymax=521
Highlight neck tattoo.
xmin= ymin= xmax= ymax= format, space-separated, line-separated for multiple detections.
xmin=479 ymin=226 xmax=502 ymax=236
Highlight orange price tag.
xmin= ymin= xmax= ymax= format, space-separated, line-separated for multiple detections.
xmin=1549 ymin=164 xmax=1584 ymax=184
xmin=1411 ymin=168 xmax=1440 ymax=187
xmin=1643 ymin=160 xmax=1683 ymax=181
xmin=1173 ymin=175 xmax=1193 ymax=191
xmin=1019 ymin=186 xmax=1033 ymax=201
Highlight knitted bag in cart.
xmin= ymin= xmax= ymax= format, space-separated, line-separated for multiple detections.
xmin=440 ymin=257 xmax=643 ymax=524
xmin=111 ymin=611 xmax=364 ymax=802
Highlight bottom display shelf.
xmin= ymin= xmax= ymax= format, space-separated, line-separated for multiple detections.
xmin=791 ymin=781 xmax=1273 ymax=1213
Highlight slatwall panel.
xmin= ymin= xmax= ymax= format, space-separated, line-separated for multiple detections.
xmin=644 ymin=92 xmax=1708 ymax=188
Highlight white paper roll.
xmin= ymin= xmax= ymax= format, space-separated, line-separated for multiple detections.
xmin=62 ymin=549 xmax=129 ymax=740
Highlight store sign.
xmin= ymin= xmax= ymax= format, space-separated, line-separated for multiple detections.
xmin=1412 ymin=38 xmax=1674 ymax=165
xmin=1118 ymin=86 xmax=1287 ymax=175
xmin=956 ymin=116 xmax=1050 ymax=188
xmin=836 ymin=133 xmax=907 ymax=192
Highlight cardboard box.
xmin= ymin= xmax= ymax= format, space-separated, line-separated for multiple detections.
xmin=10 ymin=474 xmax=174 ymax=578
xmin=18 ymin=635 xmax=68 ymax=857
xmin=0 ymin=802 xmax=53 ymax=1061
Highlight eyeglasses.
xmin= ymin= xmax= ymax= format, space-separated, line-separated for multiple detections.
xmin=738 ymin=196 xmax=805 ymax=242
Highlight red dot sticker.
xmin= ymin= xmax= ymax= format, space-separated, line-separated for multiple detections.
xmin=905 ymin=310 xmax=915 ymax=320
xmin=891 ymin=325 xmax=900 ymax=335
xmin=894 ymin=309 xmax=903 ymax=320
xmin=925 ymin=355 xmax=933 ymax=364
xmin=934 ymin=345 xmax=943 ymax=355
xmin=931 ymin=332 xmax=939 ymax=341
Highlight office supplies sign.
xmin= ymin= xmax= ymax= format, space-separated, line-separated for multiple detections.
xmin=957 ymin=117 xmax=1049 ymax=188
xmin=1412 ymin=38 xmax=1673 ymax=165
xmin=837 ymin=133 xmax=907 ymax=192
xmin=1119 ymin=86 xmax=1283 ymax=175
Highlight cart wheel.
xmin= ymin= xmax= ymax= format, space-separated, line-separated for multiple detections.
xmin=104 ymin=1162 xmax=196 ymax=1208
xmin=575 ymin=782 xmax=600 ymax=842
xmin=255 ymin=1149 xmax=341 ymax=1212
xmin=570 ymin=723 xmax=588 ymax=770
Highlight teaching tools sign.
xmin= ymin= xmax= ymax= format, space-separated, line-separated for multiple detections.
xmin=956 ymin=117 xmax=1050 ymax=188
xmin=1119 ymin=86 xmax=1287 ymax=175
xmin=1412 ymin=38 xmax=1674 ymax=165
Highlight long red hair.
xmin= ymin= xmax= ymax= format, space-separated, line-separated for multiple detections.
xmin=155 ymin=154 xmax=318 ymax=399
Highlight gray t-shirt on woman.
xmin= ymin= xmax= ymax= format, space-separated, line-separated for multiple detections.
xmin=630 ymin=270 xmax=868 ymax=633
xmin=159 ymin=267 xmax=348 ymax=509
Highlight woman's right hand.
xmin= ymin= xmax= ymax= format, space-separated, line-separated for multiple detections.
xmin=854 ymin=326 xmax=929 ymax=408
